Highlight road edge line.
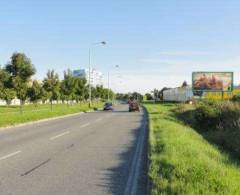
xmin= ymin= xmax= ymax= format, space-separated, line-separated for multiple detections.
xmin=124 ymin=110 xmax=147 ymax=195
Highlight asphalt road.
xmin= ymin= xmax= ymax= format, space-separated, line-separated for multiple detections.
xmin=0 ymin=104 xmax=148 ymax=195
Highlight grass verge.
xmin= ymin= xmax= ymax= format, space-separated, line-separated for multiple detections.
xmin=144 ymin=103 xmax=240 ymax=195
xmin=0 ymin=102 xmax=103 ymax=128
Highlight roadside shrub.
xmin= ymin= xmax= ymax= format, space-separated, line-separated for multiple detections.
xmin=177 ymin=100 xmax=240 ymax=157
xmin=194 ymin=100 xmax=240 ymax=131
xmin=145 ymin=103 xmax=240 ymax=194
xmin=194 ymin=100 xmax=222 ymax=131
xmin=218 ymin=102 xmax=240 ymax=130
xmin=232 ymin=94 xmax=240 ymax=102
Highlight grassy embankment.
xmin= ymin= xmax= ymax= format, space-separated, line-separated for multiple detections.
xmin=0 ymin=102 xmax=103 ymax=128
xmin=145 ymin=102 xmax=240 ymax=195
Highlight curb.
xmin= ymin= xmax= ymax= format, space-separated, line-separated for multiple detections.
xmin=0 ymin=110 xmax=94 ymax=131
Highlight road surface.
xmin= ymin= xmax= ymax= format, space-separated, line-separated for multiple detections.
xmin=0 ymin=104 xmax=148 ymax=195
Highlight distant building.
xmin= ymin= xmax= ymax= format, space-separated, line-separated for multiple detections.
xmin=73 ymin=68 xmax=103 ymax=87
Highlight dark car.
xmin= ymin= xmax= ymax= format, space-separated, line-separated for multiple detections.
xmin=129 ymin=101 xmax=140 ymax=112
xmin=103 ymin=102 xmax=114 ymax=111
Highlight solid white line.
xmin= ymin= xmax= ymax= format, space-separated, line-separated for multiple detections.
xmin=50 ymin=131 xmax=70 ymax=140
xmin=80 ymin=123 xmax=90 ymax=128
xmin=124 ymin=119 xmax=147 ymax=195
xmin=0 ymin=150 xmax=21 ymax=161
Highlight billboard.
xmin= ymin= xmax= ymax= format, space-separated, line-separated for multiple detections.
xmin=192 ymin=72 xmax=233 ymax=91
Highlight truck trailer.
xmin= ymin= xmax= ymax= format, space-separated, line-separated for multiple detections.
xmin=163 ymin=87 xmax=193 ymax=102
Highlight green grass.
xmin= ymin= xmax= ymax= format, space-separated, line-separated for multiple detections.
xmin=144 ymin=103 xmax=240 ymax=195
xmin=0 ymin=102 xmax=103 ymax=128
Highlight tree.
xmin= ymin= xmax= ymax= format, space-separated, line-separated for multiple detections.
xmin=5 ymin=53 xmax=36 ymax=112
xmin=60 ymin=69 xmax=77 ymax=105
xmin=96 ymin=85 xmax=103 ymax=99
xmin=42 ymin=70 xmax=60 ymax=110
xmin=0 ymin=67 xmax=7 ymax=99
xmin=116 ymin=93 xmax=130 ymax=101
xmin=5 ymin=53 xmax=36 ymax=81
xmin=182 ymin=81 xmax=188 ymax=87
xmin=12 ymin=76 xmax=29 ymax=105
xmin=40 ymin=88 xmax=50 ymax=104
xmin=91 ymin=86 xmax=97 ymax=99
xmin=28 ymin=80 xmax=42 ymax=106
xmin=152 ymin=89 xmax=159 ymax=100
xmin=0 ymin=66 xmax=16 ymax=105
xmin=75 ymin=77 xmax=87 ymax=103
xmin=2 ymin=88 xmax=16 ymax=105
xmin=131 ymin=92 xmax=143 ymax=102
xmin=145 ymin=93 xmax=153 ymax=100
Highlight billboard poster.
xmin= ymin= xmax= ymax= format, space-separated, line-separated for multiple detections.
xmin=192 ymin=72 xmax=233 ymax=91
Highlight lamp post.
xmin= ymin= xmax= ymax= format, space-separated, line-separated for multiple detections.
xmin=108 ymin=65 xmax=119 ymax=102
xmin=88 ymin=41 xmax=106 ymax=108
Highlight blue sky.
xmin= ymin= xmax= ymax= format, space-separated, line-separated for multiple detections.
xmin=1 ymin=0 xmax=240 ymax=93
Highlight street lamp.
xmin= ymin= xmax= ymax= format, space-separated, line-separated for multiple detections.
xmin=88 ymin=41 xmax=106 ymax=108
xmin=108 ymin=65 xmax=119 ymax=101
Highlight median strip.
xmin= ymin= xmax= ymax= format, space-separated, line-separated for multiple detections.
xmin=0 ymin=150 xmax=21 ymax=161
xmin=50 ymin=131 xmax=70 ymax=140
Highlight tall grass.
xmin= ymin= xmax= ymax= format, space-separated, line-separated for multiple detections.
xmin=145 ymin=103 xmax=240 ymax=195
xmin=177 ymin=100 xmax=240 ymax=158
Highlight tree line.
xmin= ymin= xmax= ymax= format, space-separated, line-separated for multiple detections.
xmin=115 ymin=92 xmax=143 ymax=102
xmin=0 ymin=52 xmax=114 ymax=110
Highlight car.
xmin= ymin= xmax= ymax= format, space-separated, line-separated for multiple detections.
xmin=103 ymin=102 xmax=114 ymax=111
xmin=129 ymin=100 xmax=140 ymax=112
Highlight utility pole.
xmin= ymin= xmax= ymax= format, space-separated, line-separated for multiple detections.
xmin=88 ymin=41 xmax=106 ymax=108
xmin=107 ymin=71 xmax=110 ymax=101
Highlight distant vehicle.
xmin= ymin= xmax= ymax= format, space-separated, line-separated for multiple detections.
xmin=128 ymin=100 xmax=140 ymax=112
xmin=103 ymin=102 xmax=114 ymax=111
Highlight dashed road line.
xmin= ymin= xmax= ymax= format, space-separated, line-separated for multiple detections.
xmin=80 ymin=123 xmax=90 ymax=128
xmin=0 ymin=151 xmax=22 ymax=161
xmin=95 ymin=118 xmax=103 ymax=122
xmin=50 ymin=131 xmax=70 ymax=140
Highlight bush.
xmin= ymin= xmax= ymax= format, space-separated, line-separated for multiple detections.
xmin=145 ymin=103 xmax=240 ymax=194
xmin=177 ymin=100 xmax=240 ymax=158
xmin=194 ymin=100 xmax=222 ymax=131
xmin=232 ymin=94 xmax=240 ymax=102
xmin=195 ymin=100 xmax=240 ymax=131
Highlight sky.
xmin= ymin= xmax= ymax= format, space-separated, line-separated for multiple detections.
xmin=1 ymin=0 xmax=240 ymax=94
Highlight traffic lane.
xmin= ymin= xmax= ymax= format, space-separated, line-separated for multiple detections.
xmin=0 ymin=105 xmax=145 ymax=195
xmin=0 ymin=110 xmax=114 ymax=180
xmin=0 ymin=109 xmax=113 ymax=153
xmin=17 ymin=109 xmax=144 ymax=195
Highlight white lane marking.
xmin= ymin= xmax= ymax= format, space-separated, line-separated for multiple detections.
xmin=95 ymin=118 xmax=103 ymax=122
xmin=80 ymin=123 xmax=90 ymax=128
xmin=50 ymin=131 xmax=70 ymax=140
xmin=124 ymin=119 xmax=147 ymax=195
xmin=0 ymin=151 xmax=21 ymax=161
